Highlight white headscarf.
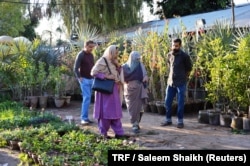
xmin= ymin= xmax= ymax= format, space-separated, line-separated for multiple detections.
xmin=91 ymin=45 xmax=120 ymax=82
xmin=124 ymin=51 xmax=141 ymax=73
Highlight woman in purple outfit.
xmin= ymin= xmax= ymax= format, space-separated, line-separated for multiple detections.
xmin=91 ymin=45 xmax=128 ymax=139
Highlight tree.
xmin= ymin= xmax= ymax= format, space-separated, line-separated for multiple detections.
xmin=0 ymin=0 xmax=30 ymax=36
xmin=144 ymin=0 xmax=229 ymax=19
xmin=20 ymin=16 xmax=38 ymax=41
xmin=20 ymin=0 xmax=44 ymax=41
xmin=53 ymin=0 xmax=143 ymax=34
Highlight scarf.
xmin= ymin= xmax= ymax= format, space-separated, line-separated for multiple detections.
xmin=123 ymin=51 xmax=141 ymax=74
xmin=91 ymin=45 xmax=120 ymax=82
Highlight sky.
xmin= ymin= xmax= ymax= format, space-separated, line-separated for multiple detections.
xmin=35 ymin=0 xmax=250 ymax=43
xmin=235 ymin=0 xmax=250 ymax=5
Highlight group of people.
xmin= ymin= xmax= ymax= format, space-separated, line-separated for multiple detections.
xmin=73 ymin=38 xmax=192 ymax=139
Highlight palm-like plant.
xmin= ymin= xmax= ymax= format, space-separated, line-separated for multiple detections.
xmin=132 ymin=27 xmax=147 ymax=53
xmin=0 ymin=41 xmax=33 ymax=100
xmin=76 ymin=23 xmax=100 ymax=47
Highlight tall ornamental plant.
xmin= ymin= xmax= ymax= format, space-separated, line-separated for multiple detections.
xmin=143 ymin=31 xmax=162 ymax=100
xmin=229 ymin=33 xmax=250 ymax=109
xmin=158 ymin=25 xmax=171 ymax=101
xmin=194 ymin=20 xmax=235 ymax=107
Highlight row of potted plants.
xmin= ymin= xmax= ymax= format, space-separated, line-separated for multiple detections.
xmin=0 ymin=101 xmax=138 ymax=165
xmin=144 ymin=99 xmax=207 ymax=115
xmin=0 ymin=39 xmax=79 ymax=108
xmin=194 ymin=21 xmax=250 ymax=132
xmin=1 ymin=123 xmax=137 ymax=165
xmin=198 ymin=106 xmax=250 ymax=132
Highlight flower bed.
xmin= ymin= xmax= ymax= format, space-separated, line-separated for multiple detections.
xmin=0 ymin=101 xmax=138 ymax=165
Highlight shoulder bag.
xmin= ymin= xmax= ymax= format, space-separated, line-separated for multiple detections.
xmin=92 ymin=57 xmax=115 ymax=94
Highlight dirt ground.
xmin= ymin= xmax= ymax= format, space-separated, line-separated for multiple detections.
xmin=1 ymin=100 xmax=250 ymax=165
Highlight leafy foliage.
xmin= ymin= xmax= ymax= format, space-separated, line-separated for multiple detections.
xmin=0 ymin=101 xmax=138 ymax=165
xmin=0 ymin=1 xmax=30 ymax=36
xmin=144 ymin=0 xmax=229 ymax=19
xmin=54 ymin=0 xmax=143 ymax=33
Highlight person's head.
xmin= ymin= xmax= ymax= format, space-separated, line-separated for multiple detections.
xmin=84 ymin=40 xmax=95 ymax=53
xmin=171 ymin=38 xmax=182 ymax=53
xmin=126 ymin=51 xmax=141 ymax=71
xmin=129 ymin=51 xmax=141 ymax=62
xmin=102 ymin=45 xmax=119 ymax=61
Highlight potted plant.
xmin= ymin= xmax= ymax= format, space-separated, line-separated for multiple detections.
xmin=244 ymin=87 xmax=250 ymax=131
xmin=48 ymin=66 xmax=66 ymax=108
xmin=143 ymin=31 xmax=160 ymax=113
xmin=194 ymin=21 xmax=236 ymax=125
xmin=206 ymin=31 xmax=250 ymax=130
xmin=24 ymin=64 xmax=39 ymax=108
xmin=0 ymin=129 xmax=22 ymax=150
xmin=37 ymin=62 xmax=49 ymax=109
xmin=229 ymin=34 xmax=250 ymax=131
xmin=155 ymin=29 xmax=170 ymax=115
xmin=204 ymin=56 xmax=224 ymax=126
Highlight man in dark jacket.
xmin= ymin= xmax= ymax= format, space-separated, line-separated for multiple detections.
xmin=161 ymin=38 xmax=192 ymax=128
xmin=74 ymin=40 xmax=95 ymax=125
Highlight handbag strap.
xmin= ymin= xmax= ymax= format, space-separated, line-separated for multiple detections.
xmin=103 ymin=57 xmax=112 ymax=74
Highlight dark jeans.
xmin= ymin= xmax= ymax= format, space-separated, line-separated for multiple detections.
xmin=165 ymin=84 xmax=186 ymax=124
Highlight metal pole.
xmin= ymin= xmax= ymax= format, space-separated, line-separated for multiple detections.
xmin=231 ymin=0 xmax=235 ymax=30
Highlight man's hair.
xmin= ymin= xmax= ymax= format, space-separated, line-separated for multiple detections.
xmin=84 ymin=40 xmax=95 ymax=46
xmin=173 ymin=38 xmax=182 ymax=45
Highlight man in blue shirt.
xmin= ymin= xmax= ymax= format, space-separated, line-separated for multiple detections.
xmin=161 ymin=38 xmax=192 ymax=128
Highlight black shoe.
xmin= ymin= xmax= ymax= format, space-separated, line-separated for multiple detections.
xmin=160 ymin=121 xmax=172 ymax=126
xmin=177 ymin=123 xmax=184 ymax=128
xmin=86 ymin=119 xmax=93 ymax=123
xmin=102 ymin=135 xmax=112 ymax=139
xmin=132 ymin=128 xmax=140 ymax=134
xmin=115 ymin=134 xmax=130 ymax=139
